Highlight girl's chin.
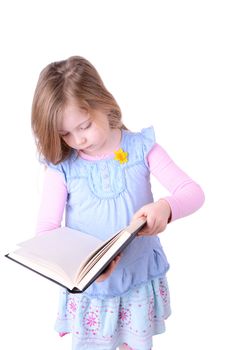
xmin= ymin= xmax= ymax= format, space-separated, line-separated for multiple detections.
xmin=82 ymin=145 xmax=95 ymax=153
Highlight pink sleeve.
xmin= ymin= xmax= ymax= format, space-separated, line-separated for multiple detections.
xmin=36 ymin=168 xmax=68 ymax=234
xmin=147 ymin=144 xmax=205 ymax=221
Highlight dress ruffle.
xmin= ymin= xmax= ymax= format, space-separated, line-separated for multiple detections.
xmin=140 ymin=127 xmax=156 ymax=152
xmin=55 ymin=276 xmax=171 ymax=350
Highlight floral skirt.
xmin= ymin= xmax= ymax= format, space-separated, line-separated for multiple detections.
xmin=55 ymin=276 xmax=171 ymax=350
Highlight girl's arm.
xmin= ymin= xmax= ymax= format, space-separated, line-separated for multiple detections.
xmin=36 ymin=168 xmax=67 ymax=234
xmin=148 ymin=143 xmax=205 ymax=221
xmin=134 ymin=143 xmax=205 ymax=235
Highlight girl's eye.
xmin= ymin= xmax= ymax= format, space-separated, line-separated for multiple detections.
xmin=60 ymin=132 xmax=69 ymax=138
xmin=80 ymin=122 xmax=92 ymax=130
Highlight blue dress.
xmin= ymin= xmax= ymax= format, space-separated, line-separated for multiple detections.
xmin=49 ymin=127 xmax=171 ymax=350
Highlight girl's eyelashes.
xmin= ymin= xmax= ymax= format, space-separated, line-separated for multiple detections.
xmin=58 ymin=121 xmax=92 ymax=137
xmin=59 ymin=132 xmax=69 ymax=138
xmin=80 ymin=121 xmax=92 ymax=130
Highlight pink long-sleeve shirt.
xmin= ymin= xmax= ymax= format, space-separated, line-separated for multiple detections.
xmin=36 ymin=143 xmax=204 ymax=234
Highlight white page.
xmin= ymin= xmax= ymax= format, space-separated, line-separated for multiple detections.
xmin=14 ymin=227 xmax=103 ymax=282
xmin=76 ymin=230 xmax=131 ymax=290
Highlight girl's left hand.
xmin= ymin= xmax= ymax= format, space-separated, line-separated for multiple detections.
xmin=132 ymin=199 xmax=172 ymax=236
xmin=95 ymin=254 xmax=121 ymax=282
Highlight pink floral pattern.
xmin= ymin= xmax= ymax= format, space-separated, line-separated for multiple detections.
xmin=55 ymin=277 xmax=171 ymax=350
xmin=83 ymin=310 xmax=100 ymax=333
xmin=159 ymin=278 xmax=168 ymax=303
xmin=148 ymin=296 xmax=155 ymax=322
xmin=119 ymin=307 xmax=131 ymax=326
xmin=67 ymin=297 xmax=78 ymax=317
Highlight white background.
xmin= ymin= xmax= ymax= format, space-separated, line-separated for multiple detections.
xmin=0 ymin=1 xmax=229 ymax=349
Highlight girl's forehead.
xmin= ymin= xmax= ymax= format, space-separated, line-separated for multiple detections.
xmin=63 ymin=101 xmax=84 ymax=114
xmin=58 ymin=104 xmax=89 ymax=130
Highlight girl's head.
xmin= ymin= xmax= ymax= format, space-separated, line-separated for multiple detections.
xmin=31 ymin=56 xmax=125 ymax=164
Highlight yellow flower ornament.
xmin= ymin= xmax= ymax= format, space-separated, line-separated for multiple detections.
xmin=114 ymin=148 xmax=128 ymax=164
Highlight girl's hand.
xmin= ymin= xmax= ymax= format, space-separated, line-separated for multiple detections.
xmin=96 ymin=254 xmax=121 ymax=282
xmin=132 ymin=200 xmax=172 ymax=236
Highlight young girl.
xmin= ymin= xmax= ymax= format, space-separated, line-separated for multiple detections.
xmin=31 ymin=56 xmax=204 ymax=350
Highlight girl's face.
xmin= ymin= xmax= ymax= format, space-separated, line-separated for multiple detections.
xmin=58 ymin=103 xmax=113 ymax=156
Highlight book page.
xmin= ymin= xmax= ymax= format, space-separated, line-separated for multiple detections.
xmin=12 ymin=227 xmax=103 ymax=283
xmin=76 ymin=230 xmax=131 ymax=290
xmin=76 ymin=229 xmax=124 ymax=281
xmin=8 ymin=250 xmax=76 ymax=290
xmin=75 ymin=218 xmax=147 ymax=290
xmin=75 ymin=218 xmax=146 ymax=280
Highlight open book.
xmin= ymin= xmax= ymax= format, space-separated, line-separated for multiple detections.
xmin=5 ymin=218 xmax=146 ymax=293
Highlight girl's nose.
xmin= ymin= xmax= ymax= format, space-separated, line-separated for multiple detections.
xmin=74 ymin=136 xmax=86 ymax=146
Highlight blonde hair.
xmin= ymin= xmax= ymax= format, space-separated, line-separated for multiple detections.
xmin=31 ymin=56 xmax=126 ymax=164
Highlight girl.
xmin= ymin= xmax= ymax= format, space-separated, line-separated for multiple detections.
xmin=31 ymin=56 xmax=204 ymax=350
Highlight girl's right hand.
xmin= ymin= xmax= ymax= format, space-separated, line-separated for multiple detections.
xmin=132 ymin=200 xmax=171 ymax=236
xmin=96 ymin=254 xmax=121 ymax=282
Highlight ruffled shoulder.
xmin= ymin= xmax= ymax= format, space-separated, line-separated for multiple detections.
xmin=44 ymin=151 xmax=77 ymax=182
xmin=140 ymin=126 xmax=156 ymax=155
xmin=121 ymin=126 xmax=155 ymax=166
xmin=139 ymin=126 xmax=156 ymax=167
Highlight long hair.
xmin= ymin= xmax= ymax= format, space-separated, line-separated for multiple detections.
xmin=31 ymin=56 xmax=126 ymax=164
